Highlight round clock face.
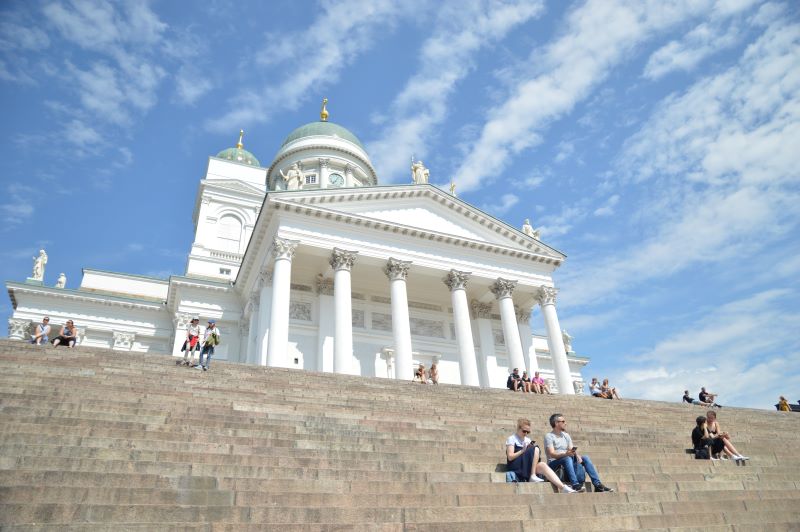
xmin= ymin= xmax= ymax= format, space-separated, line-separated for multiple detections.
xmin=329 ymin=173 xmax=344 ymax=187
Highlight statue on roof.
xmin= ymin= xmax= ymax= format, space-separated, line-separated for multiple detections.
xmin=279 ymin=163 xmax=303 ymax=190
xmin=522 ymin=218 xmax=541 ymax=239
xmin=31 ymin=249 xmax=47 ymax=281
xmin=562 ymin=329 xmax=573 ymax=353
xmin=411 ymin=160 xmax=429 ymax=184
xmin=55 ymin=273 xmax=66 ymax=288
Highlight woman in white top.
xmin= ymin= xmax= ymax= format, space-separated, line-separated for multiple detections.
xmin=505 ymin=418 xmax=577 ymax=493
xmin=178 ymin=317 xmax=201 ymax=366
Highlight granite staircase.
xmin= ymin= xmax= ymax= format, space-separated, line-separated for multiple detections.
xmin=0 ymin=339 xmax=799 ymax=531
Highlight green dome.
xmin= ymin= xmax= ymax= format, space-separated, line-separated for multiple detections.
xmin=216 ymin=147 xmax=260 ymax=167
xmin=281 ymin=121 xmax=365 ymax=151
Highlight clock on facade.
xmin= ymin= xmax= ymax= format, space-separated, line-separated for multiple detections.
xmin=328 ymin=173 xmax=344 ymax=187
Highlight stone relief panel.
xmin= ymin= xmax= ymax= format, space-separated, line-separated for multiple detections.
xmin=410 ymin=317 xmax=445 ymax=338
xmin=372 ymin=312 xmax=392 ymax=332
xmin=493 ymin=328 xmax=506 ymax=346
xmin=8 ymin=318 xmax=28 ymax=340
xmin=352 ymin=309 xmax=365 ymax=328
xmin=573 ymin=380 xmax=585 ymax=395
xmin=290 ymin=301 xmax=312 ymax=322
xmin=112 ymin=331 xmax=135 ymax=351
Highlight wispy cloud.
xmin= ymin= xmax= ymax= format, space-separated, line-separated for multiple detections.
xmin=481 ymin=193 xmax=519 ymax=216
xmin=367 ymin=0 xmax=544 ymax=182
xmin=452 ymin=0 xmax=722 ymax=193
xmin=206 ymin=0 xmax=417 ymax=133
xmin=593 ymin=194 xmax=619 ymax=217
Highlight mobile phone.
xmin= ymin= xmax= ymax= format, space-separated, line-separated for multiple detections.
xmin=571 ymin=446 xmax=577 ymax=451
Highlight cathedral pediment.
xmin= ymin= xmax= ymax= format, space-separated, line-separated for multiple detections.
xmin=205 ymin=179 xmax=266 ymax=196
xmin=267 ymin=184 xmax=565 ymax=261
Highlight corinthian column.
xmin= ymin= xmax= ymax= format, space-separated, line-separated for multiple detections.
xmin=491 ymin=278 xmax=526 ymax=374
xmin=266 ymin=237 xmax=299 ymax=367
xmin=538 ymin=286 xmax=574 ymax=395
xmin=330 ymin=248 xmax=358 ymax=374
xmin=444 ymin=270 xmax=479 ymax=386
xmin=384 ymin=258 xmax=413 ymax=381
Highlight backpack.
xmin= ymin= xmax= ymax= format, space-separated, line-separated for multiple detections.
xmin=695 ymin=447 xmax=710 ymax=460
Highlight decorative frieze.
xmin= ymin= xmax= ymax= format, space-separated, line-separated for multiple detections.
xmin=8 ymin=318 xmax=28 ymax=340
xmin=471 ymin=300 xmax=493 ymax=319
xmin=493 ymin=328 xmax=506 ymax=346
xmin=290 ymin=301 xmax=312 ymax=321
xmin=173 ymin=312 xmax=192 ymax=330
xmin=371 ymin=312 xmax=392 ymax=332
xmin=443 ymin=269 xmax=470 ymax=291
xmin=410 ymin=317 xmax=445 ymax=338
xmin=352 ymin=309 xmax=365 ymax=328
xmin=384 ymin=258 xmax=412 ymax=281
xmin=272 ymin=237 xmax=299 ymax=260
xmin=316 ymin=274 xmax=334 ymax=296
xmin=258 ymin=269 xmax=273 ymax=289
xmin=330 ymin=248 xmax=358 ymax=272
xmin=490 ymin=278 xmax=517 ymax=299
xmin=537 ymin=286 xmax=558 ymax=306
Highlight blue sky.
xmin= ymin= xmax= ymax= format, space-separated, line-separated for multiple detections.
xmin=1 ymin=0 xmax=798 ymax=409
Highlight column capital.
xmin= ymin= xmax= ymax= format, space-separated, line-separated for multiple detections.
xmin=443 ymin=269 xmax=470 ymax=291
xmin=112 ymin=331 xmax=135 ymax=351
xmin=470 ymin=299 xmax=492 ymax=319
xmin=316 ymin=274 xmax=334 ymax=296
xmin=245 ymin=294 xmax=259 ymax=317
xmin=384 ymin=258 xmax=412 ymax=281
xmin=272 ymin=237 xmax=299 ymax=260
xmin=490 ymin=278 xmax=517 ymax=299
xmin=318 ymin=157 xmax=330 ymax=169
xmin=330 ymin=248 xmax=358 ymax=271
xmin=537 ymin=285 xmax=558 ymax=306
xmin=258 ymin=269 xmax=273 ymax=288
xmin=514 ymin=304 xmax=531 ymax=324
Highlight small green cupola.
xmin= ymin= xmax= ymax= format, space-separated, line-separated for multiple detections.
xmin=216 ymin=130 xmax=261 ymax=167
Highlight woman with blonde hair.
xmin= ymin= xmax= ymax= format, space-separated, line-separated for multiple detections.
xmin=505 ymin=418 xmax=577 ymax=493
xmin=601 ymin=378 xmax=621 ymax=399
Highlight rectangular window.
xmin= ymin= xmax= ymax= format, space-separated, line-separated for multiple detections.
xmin=305 ymin=174 xmax=317 ymax=184
xmin=219 ymin=268 xmax=231 ymax=275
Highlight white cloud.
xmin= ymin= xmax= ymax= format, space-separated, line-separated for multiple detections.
xmin=175 ymin=65 xmax=213 ymax=105
xmin=593 ymin=194 xmax=619 ymax=217
xmin=481 ymin=193 xmax=519 ymax=216
xmin=206 ymin=0 xmax=417 ymax=133
xmin=554 ymin=140 xmax=574 ymax=163
xmin=367 ymin=0 xmax=544 ymax=182
xmin=614 ymin=289 xmax=800 ymax=409
xmin=560 ymin=18 xmax=800 ymax=309
xmin=452 ymin=0 xmax=721 ymax=193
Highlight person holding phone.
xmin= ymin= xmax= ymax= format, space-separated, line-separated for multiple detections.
xmin=545 ymin=413 xmax=614 ymax=493
xmin=505 ymin=418 xmax=577 ymax=492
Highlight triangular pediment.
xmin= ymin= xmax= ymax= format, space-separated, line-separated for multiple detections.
xmin=268 ymin=185 xmax=564 ymax=260
xmin=206 ymin=179 xmax=266 ymax=196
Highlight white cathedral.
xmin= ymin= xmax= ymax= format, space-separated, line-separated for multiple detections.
xmin=6 ymin=102 xmax=588 ymax=394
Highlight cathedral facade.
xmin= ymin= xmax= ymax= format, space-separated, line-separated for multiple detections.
xmin=6 ymin=106 xmax=587 ymax=393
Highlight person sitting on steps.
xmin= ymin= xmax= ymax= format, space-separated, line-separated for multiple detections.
xmin=520 ymin=371 xmax=533 ymax=393
xmin=705 ymin=410 xmax=748 ymax=462
xmin=589 ymin=377 xmax=608 ymax=398
xmin=52 ymin=320 xmax=77 ymax=348
xmin=506 ymin=368 xmax=523 ymax=391
xmin=532 ymin=371 xmax=550 ymax=394
xmin=414 ymin=363 xmax=427 ymax=383
xmin=505 ymin=418 xmax=577 ymax=493
xmin=602 ymin=378 xmax=621 ymax=399
xmin=699 ymin=387 xmax=722 ymax=408
xmin=683 ymin=390 xmax=713 ymax=406
xmin=31 ymin=316 xmax=51 ymax=345
xmin=545 ymin=413 xmax=614 ymax=492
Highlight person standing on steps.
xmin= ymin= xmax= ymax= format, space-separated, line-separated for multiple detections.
xmin=429 ymin=363 xmax=439 ymax=385
xmin=505 ymin=418 xmax=578 ymax=493
xmin=178 ymin=317 xmax=201 ymax=367
xmin=545 ymin=413 xmax=615 ymax=493
xmin=31 ymin=317 xmax=51 ymax=345
xmin=196 ymin=320 xmax=220 ymax=371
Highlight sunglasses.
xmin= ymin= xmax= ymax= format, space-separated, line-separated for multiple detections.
xmin=521 ymin=429 xmax=530 ymax=434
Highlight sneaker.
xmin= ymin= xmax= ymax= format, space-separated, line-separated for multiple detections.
xmin=562 ymin=485 xmax=577 ymax=493
xmin=194 ymin=365 xmax=203 ymax=370
xmin=710 ymin=456 xmax=720 ymax=461
xmin=202 ymin=366 xmax=208 ymax=371
xmin=175 ymin=360 xmax=182 ymax=365
xmin=736 ymin=455 xmax=749 ymax=461
xmin=529 ymin=475 xmax=545 ymax=483
xmin=594 ymin=484 xmax=615 ymax=492
xmin=571 ymin=484 xmax=586 ymax=493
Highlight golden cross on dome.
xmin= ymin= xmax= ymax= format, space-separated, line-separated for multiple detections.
xmin=236 ymin=129 xmax=244 ymax=149
xmin=320 ymin=98 xmax=329 ymax=122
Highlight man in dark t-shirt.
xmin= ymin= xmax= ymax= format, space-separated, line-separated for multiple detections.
xmin=699 ymin=387 xmax=722 ymax=408
xmin=683 ymin=390 xmax=710 ymax=406
xmin=507 ymin=369 xmax=522 ymax=391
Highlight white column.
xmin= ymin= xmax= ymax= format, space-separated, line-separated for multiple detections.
xmin=491 ymin=278 xmax=526 ymax=374
xmin=384 ymin=258 xmax=413 ymax=381
xmin=266 ymin=237 xmax=299 ymax=367
xmin=471 ymin=300 xmax=494 ymax=388
xmin=256 ymin=274 xmax=272 ymax=366
xmin=345 ymin=163 xmax=355 ymax=187
xmin=319 ymin=157 xmax=330 ymax=189
xmin=330 ymin=248 xmax=358 ymax=374
xmin=245 ymin=295 xmax=259 ymax=364
xmin=316 ymin=274 xmax=335 ymax=372
xmin=444 ymin=270 xmax=480 ymax=386
xmin=8 ymin=318 xmax=29 ymax=341
xmin=538 ymin=286 xmax=574 ymax=395
xmin=516 ymin=305 xmax=538 ymax=374
xmin=171 ymin=312 xmax=191 ymax=357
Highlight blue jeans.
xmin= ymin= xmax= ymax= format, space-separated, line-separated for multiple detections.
xmin=549 ymin=455 xmax=602 ymax=486
xmin=199 ymin=345 xmax=214 ymax=368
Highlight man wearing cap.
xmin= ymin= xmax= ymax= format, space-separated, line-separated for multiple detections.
xmin=177 ymin=317 xmax=201 ymax=367
xmin=31 ymin=317 xmax=51 ymax=345
xmin=197 ymin=320 xmax=221 ymax=371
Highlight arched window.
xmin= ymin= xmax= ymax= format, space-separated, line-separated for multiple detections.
xmin=217 ymin=215 xmax=242 ymax=252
